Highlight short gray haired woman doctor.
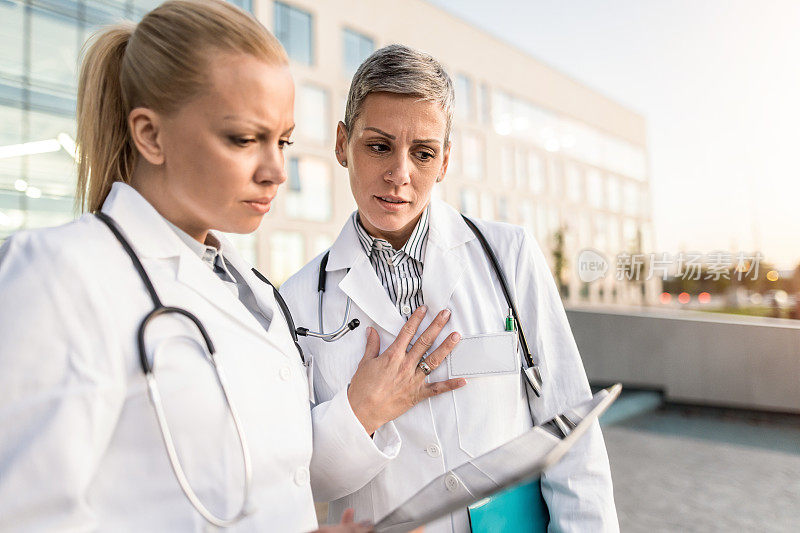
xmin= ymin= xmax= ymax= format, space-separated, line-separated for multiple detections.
xmin=280 ymin=44 xmax=619 ymax=532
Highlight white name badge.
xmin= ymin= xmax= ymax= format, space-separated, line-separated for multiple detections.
xmin=447 ymin=332 xmax=518 ymax=378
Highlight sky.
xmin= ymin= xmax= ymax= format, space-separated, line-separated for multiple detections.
xmin=428 ymin=0 xmax=800 ymax=269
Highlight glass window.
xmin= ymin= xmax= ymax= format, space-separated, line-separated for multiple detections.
xmin=514 ymin=148 xmax=527 ymax=189
xmin=476 ymin=83 xmax=490 ymax=125
xmin=496 ymin=197 xmax=509 ymax=222
xmin=499 ymin=145 xmax=514 ymax=185
xmin=287 ymin=157 xmax=301 ymax=192
xmin=519 ymin=200 xmax=534 ymax=236
xmin=274 ymin=2 xmax=313 ymax=65
xmin=565 ymin=163 xmax=583 ymax=203
xmin=30 ymin=6 xmax=80 ymax=92
xmin=528 ymin=151 xmax=544 ymax=194
xmin=297 ymin=84 xmax=328 ymax=143
xmin=587 ymin=169 xmax=604 ymax=209
xmin=607 ymin=175 xmax=621 ymax=212
xmin=221 ymin=232 xmax=258 ymax=266
xmin=285 ymin=157 xmax=332 ymax=222
xmin=459 ymin=188 xmax=478 ymax=216
xmin=343 ymin=28 xmax=373 ymax=75
xmin=0 ymin=0 xmax=25 ymax=80
xmin=546 ymin=157 xmax=562 ymax=198
xmin=536 ymin=204 xmax=548 ymax=244
xmin=607 ymin=216 xmax=620 ymax=254
xmin=479 ymin=192 xmax=494 ymax=220
xmin=623 ymin=181 xmax=639 ymax=216
xmin=623 ymin=218 xmax=639 ymax=249
xmin=455 ymin=74 xmax=473 ymax=122
xmin=312 ymin=234 xmax=333 ymax=257
xmin=269 ymin=231 xmax=305 ymax=285
xmin=593 ymin=213 xmax=608 ymax=252
xmin=461 ymin=132 xmax=483 ymax=180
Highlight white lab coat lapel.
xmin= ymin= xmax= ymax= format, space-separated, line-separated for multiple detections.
xmin=216 ymin=233 xmax=300 ymax=358
xmin=100 ymin=182 xmax=270 ymax=343
xmin=421 ymin=200 xmax=475 ymax=316
xmin=326 ymin=217 xmax=406 ymax=335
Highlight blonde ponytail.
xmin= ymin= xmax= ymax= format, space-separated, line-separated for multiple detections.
xmin=74 ymin=0 xmax=288 ymax=213
xmin=76 ymin=23 xmax=136 ymax=213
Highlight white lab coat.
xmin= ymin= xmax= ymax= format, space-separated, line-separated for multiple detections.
xmin=0 ymin=182 xmax=399 ymax=532
xmin=280 ymin=199 xmax=619 ymax=533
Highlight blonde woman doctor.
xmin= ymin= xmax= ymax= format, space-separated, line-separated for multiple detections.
xmin=0 ymin=3 xmax=465 ymax=531
xmin=280 ymin=45 xmax=619 ymax=532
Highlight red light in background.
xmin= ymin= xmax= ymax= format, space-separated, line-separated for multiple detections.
xmin=678 ymin=292 xmax=691 ymax=304
xmin=660 ymin=292 xmax=672 ymax=304
xmin=698 ymin=292 xmax=711 ymax=304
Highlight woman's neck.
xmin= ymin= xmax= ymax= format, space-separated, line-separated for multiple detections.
xmin=129 ymin=166 xmax=209 ymax=244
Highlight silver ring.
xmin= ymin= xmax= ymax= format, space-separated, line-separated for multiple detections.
xmin=417 ymin=358 xmax=432 ymax=376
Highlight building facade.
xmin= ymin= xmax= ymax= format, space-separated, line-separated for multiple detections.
xmin=0 ymin=0 xmax=658 ymax=305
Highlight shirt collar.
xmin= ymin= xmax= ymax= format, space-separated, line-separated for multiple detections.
xmin=163 ymin=218 xmax=233 ymax=277
xmin=353 ymin=204 xmax=430 ymax=264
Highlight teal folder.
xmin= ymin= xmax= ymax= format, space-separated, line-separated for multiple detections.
xmin=467 ymin=479 xmax=549 ymax=533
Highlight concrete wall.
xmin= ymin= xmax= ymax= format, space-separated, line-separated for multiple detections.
xmin=567 ymin=306 xmax=800 ymax=414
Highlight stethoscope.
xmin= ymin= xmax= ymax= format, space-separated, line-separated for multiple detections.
xmin=309 ymin=214 xmax=546 ymax=399
xmin=96 ymin=212 xmax=304 ymax=527
xmin=95 ymin=209 xmax=554 ymax=527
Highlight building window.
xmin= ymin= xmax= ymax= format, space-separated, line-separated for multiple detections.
xmin=287 ymin=157 xmax=301 ymax=192
xmin=476 ymin=83 xmax=490 ymax=125
xmin=459 ymin=188 xmax=478 ymax=216
xmin=496 ymin=197 xmax=509 ymax=222
xmin=546 ymin=157 xmax=562 ymax=198
xmin=565 ymin=163 xmax=583 ymax=203
xmin=269 ymin=231 xmax=305 ymax=285
xmin=455 ymin=74 xmax=473 ymax=122
xmin=587 ymin=169 xmax=604 ymax=209
xmin=274 ymin=2 xmax=313 ymax=65
xmin=623 ymin=181 xmax=639 ymax=216
xmin=500 ymin=145 xmax=514 ymax=185
xmin=461 ymin=132 xmax=483 ymax=180
xmin=343 ymin=28 xmax=373 ymax=75
xmin=607 ymin=175 xmax=621 ymax=213
xmin=479 ymin=192 xmax=494 ymax=220
xmin=297 ymin=84 xmax=328 ymax=143
xmin=528 ymin=151 xmax=545 ymax=194
xmin=285 ymin=157 xmax=332 ymax=222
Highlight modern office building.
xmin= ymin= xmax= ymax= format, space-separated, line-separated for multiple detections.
xmin=0 ymin=0 xmax=658 ymax=305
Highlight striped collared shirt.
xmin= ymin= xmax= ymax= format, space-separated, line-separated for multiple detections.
xmin=353 ymin=205 xmax=430 ymax=318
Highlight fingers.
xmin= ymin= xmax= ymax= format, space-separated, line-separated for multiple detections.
xmin=407 ymin=309 xmax=452 ymax=361
xmin=361 ymin=327 xmax=380 ymax=361
xmin=387 ymin=305 xmax=427 ymax=352
xmin=424 ymin=377 xmax=467 ymax=398
xmin=419 ymin=330 xmax=461 ymax=372
xmin=339 ymin=508 xmax=355 ymax=524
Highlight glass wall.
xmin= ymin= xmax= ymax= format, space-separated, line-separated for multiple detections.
xmin=0 ymin=0 xmax=251 ymax=243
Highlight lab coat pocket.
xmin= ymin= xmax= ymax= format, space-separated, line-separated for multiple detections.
xmin=449 ymin=332 xmax=522 ymax=457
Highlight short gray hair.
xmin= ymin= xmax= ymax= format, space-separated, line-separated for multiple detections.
xmin=344 ymin=44 xmax=455 ymax=146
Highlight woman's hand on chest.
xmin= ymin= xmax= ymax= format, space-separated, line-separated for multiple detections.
xmin=345 ymin=306 xmax=466 ymax=435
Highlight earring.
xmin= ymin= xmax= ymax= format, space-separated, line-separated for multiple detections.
xmin=341 ymin=160 xmax=347 ymax=167
xmin=389 ymin=171 xmax=393 ymax=176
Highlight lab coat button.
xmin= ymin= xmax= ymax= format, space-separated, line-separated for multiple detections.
xmin=279 ymin=366 xmax=292 ymax=381
xmin=401 ymin=304 xmax=412 ymax=315
xmin=444 ymin=473 xmax=459 ymax=491
xmin=294 ymin=466 xmax=310 ymax=486
xmin=426 ymin=443 xmax=441 ymax=458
